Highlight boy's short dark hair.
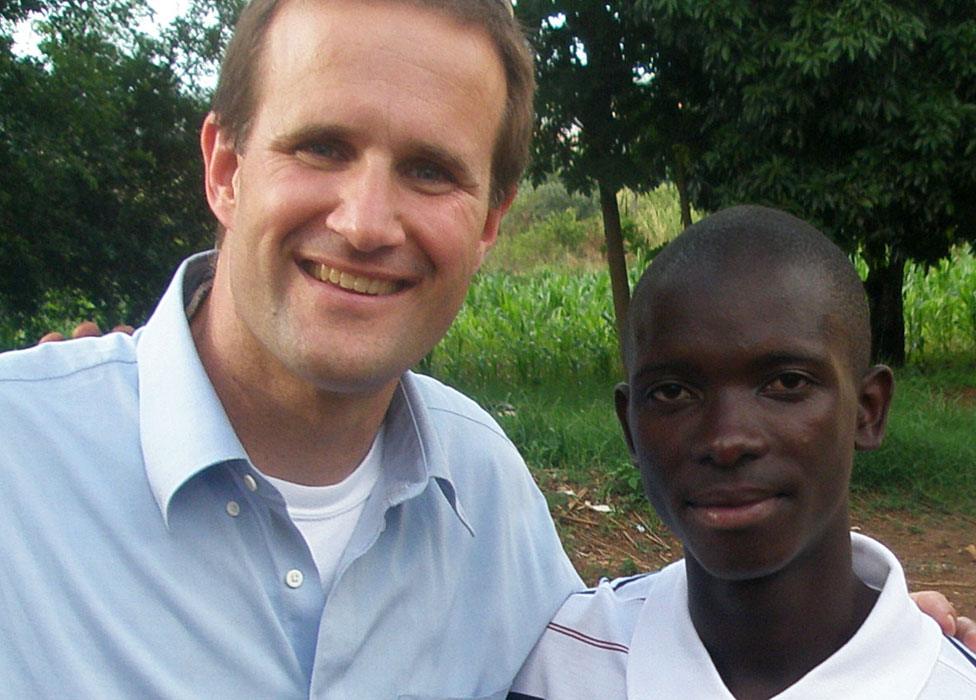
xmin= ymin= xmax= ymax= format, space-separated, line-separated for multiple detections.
xmin=624 ymin=205 xmax=872 ymax=375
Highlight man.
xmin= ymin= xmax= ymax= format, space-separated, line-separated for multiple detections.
xmin=510 ymin=206 xmax=976 ymax=698
xmin=0 ymin=1 xmax=579 ymax=696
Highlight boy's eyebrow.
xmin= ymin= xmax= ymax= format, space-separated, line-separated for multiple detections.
xmin=748 ymin=350 xmax=832 ymax=372
xmin=629 ymin=350 xmax=834 ymax=383
xmin=630 ymin=360 xmax=699 ymax=384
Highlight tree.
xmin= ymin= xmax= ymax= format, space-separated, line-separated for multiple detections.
xmin=517 ymin=1 xmax=663 ymax=352
xmin=0 ymin=0 xmax=213 ymax=341
xmin=638 ymin=0 xmax=976 ymax=363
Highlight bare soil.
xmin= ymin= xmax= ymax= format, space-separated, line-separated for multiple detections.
xmin=546 ymin=487 xmax=976 ymax=619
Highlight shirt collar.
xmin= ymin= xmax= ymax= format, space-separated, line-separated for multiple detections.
xmin=138 ymin=252 xmax=249 ymax=526
xmin=137 ymin=252 xmax=469 ymax=533
xmin=627 ymin=533 xmax=942 ymax=698
xmin=375 ymin=372 xmax=474 ymax=536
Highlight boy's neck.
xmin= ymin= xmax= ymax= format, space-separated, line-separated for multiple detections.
xmin=685 ymin=529 xmax=880 ymax=700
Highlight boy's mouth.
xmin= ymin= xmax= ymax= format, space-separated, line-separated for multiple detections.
xmin=686 ymin=488 xmax=786 ymax=530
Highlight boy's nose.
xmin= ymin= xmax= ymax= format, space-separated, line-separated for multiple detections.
xmin=696 ymin=392 xmax=767 ymax=468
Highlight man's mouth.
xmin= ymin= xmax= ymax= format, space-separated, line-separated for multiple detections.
xmin=305 ymin=262 xmax=400 ymax=296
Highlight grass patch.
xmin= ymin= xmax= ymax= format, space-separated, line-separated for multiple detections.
xmin=853 ymin=364 xmax=976 ymax=514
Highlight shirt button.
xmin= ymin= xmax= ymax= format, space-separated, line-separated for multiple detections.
xmin=226 ymin=500 xmax=241 ymax=517
xmin=285 ymin=569 xmax=304 ymax=589
xmin=243 ymin=474 xmax=258 ymax=492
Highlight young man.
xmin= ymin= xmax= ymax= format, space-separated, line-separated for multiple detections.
xmin=510 ymin=205 xmax=976 ymax=698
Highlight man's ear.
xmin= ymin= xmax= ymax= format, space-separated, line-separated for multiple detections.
xmin=474 ymin=186 xmax=518 ymax=268
xmin=854 ymin=365 xmax=894 ymax=452
xmin=614 ymin=382 xmax=637 ymax=458
xmin=201 ymin=112 xmax=240 ymax=231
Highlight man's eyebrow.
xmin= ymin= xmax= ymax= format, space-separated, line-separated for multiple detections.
xmin=404 ymin=141 xmax=477 ymax=185
xmin=270 ymin=124 xmax=353 ymax=151
xmin=268 ymin=126 xmax=478 ymax=185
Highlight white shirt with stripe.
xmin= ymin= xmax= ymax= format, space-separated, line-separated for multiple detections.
xmin=510 ymin=533 xmax=976 ymax=699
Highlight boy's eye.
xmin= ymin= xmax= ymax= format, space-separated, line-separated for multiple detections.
xmin=648 ymin=382 xmax=696 ymax=403
xmin=763 ymin=371 xmax=812 ymax=394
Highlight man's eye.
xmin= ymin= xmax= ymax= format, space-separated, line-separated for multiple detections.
xmin=404 ymin=161 xmax=455 ymax=185
xmin=764 ymin=372 xmax=811 ymax=393
xmin=648 ymin=383 xmax=694 ymax=403
xmin=297 ymin=141 xmax=347 ymax=162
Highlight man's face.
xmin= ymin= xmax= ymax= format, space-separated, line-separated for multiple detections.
xmin=203 ymin=0 xmax=509 ymax=397
xmin=616 ymin=264 xmax=877 ymax=580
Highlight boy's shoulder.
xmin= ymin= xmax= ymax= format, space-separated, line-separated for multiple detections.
xmin=509 ymin=564 xmax=682 ymax=699
xmin=920 ymin=636 xmax=976 ymax=696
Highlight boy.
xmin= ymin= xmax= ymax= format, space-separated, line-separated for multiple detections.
xmin=509 ymin=205 xmax=976 ymax=698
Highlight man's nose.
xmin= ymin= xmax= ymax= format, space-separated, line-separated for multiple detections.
xmin=696 ymin=391 xmax=767 ymax=468
xmin=326 ymin=159 xmax=406 ymax=252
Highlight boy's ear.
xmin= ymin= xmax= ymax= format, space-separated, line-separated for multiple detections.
xmin=614 ymin=382 xmax=637 ymax=457
xmin=854 ymin=365 xmax=894 ymax=452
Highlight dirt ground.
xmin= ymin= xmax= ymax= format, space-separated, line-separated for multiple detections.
xmin=549 ymin=488 xmax=976 ymax=619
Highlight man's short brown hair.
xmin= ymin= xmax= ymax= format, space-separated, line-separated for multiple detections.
xmin=211 ymin=0 xmax=534 ymax=209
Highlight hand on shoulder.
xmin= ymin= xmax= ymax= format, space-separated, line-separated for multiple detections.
xmin=911 ymin=590 xmax=976 ymax=652
xmin=38 ymin=321 xmax=134 ymax=344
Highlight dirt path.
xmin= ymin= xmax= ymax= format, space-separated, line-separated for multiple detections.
xmin=549 ymin=489 xmax=976 ymax=618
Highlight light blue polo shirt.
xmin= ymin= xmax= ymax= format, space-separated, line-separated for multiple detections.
xmin=0 ymin=253 xmax=581 ymax=698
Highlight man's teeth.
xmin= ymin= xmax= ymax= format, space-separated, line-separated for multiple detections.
xmin=314 ymin=264 xmax=397 ymax=296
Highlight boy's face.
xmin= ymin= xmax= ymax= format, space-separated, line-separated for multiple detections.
xmin=615 ymin=263 xmax=892 ymax=580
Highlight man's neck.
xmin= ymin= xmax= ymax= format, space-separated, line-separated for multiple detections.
xmin=189 ymin=294 xmax=397 ymax=487
xmin=686 ymin=527 xmax=879 ymax=700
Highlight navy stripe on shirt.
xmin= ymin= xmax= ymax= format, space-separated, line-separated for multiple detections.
xmin=946 ymin=636 xmax=976 ymax=669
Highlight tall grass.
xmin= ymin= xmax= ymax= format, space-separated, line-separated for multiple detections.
xmin=423 ymin=269 xmax=622 ymax=386
xmin=904 ymin=244 xmax=976 ymax=363
xmin=853 ymin=366 xmax=976 ymax=513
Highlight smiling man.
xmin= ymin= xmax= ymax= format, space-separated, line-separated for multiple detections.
xmin=0 ymin=1 xmax=579 ymax=696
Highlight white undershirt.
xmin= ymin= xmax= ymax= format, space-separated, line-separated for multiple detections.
xmin=261 ymin=425 xmax=384 ymax=592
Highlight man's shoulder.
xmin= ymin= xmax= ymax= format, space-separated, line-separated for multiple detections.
xmin=0 ymin=332 xmax=139 ymax=388
xmin=404 ymin=371 xmax=513 ymax=445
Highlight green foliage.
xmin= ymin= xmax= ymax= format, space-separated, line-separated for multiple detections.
xmin=489 ymin=208 xmax=600 ymax=272
xmin=853 ymin=365 xmax=976 ymax=514
xmin=488 ymin=181 xmax=686 ymax=273
xmin=0 ymin=288 xmax=117 ymax=348
xmin=423 ymin=269 xmax=622 ymax=387
xmin=517 ymin=1 xmax=662 ymax=196
xmin=904 ymin=245 xmax=976 ymax=362
xmin=636 ymin=0 xmax=976 ymax=361
xmin=453 ymin=376 xmax=629 ymax=482
xmin=0 ymin=0 xmax=214 ymax=345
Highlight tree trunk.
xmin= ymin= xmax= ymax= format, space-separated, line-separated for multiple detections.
xmin=864 ymin=254 xmax=906 ymax=365
xmin=599 ymin=181 xmax=630 ymax=363
xmin=672 ymin=145 xmax=693 ymax=229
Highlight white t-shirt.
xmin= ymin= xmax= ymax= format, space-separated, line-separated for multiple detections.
xmin=510 ymin=533 xmax=976 ymax=698
xmin=262 ymin=426 xmax=383 ymax=593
